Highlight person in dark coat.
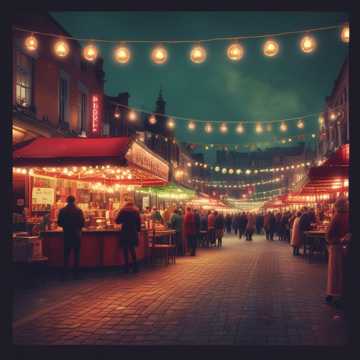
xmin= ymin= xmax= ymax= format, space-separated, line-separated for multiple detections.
xmin=116 ymin=200 xmax=141 ymax=273
xmin=298 ymin=207 xmax=312 ymax=248
xmin=268 ymin=212 xmax=276 ymax=240
xmin=225 ymin=214 xmax=232 ymax=234
xmin=232 ymin=213 xmax=239 ymax=235
xmin=57 ymin=195 xmax=85 ymax=278
xmin=214 ymin=212 xmax=225 ymax=247
xmin=184 ymin=207 xmax=197 ymax=256
xmin=255 ymin=214 xmax=264 ymax=234
xmin=238 ymin=212 xmax=248 ymax=239
xmin=193 ymin=209 xmax=201 ymax=247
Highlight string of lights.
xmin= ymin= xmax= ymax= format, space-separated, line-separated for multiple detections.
xmin=17 ymin=23 xmax=349 ymax=65
xmin=204 ymin=177 xmax=283 ymax=188
xmin=110 ymin=101 xmax=344 ymax=127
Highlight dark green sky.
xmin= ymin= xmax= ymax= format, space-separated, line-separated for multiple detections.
xmin=52 ymin=11 xmax=348 ymax=161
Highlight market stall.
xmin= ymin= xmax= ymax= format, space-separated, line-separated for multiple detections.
xmin=13 ymin=136 xmax=170 ymax=267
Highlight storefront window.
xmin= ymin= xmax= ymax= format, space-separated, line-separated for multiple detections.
xmin=15 ymin=50 xmax=33 ymax=107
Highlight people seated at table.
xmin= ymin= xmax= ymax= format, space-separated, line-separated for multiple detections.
xmin=151 ymin=207 xmax=163 ymax=224
xmin=325 ymin=197 xmax=349 ymax=308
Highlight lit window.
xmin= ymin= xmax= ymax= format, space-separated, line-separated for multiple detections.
xmin=15 ymin=50 xmax=33 ymax=107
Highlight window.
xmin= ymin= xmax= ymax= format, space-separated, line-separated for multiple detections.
xmin=79 ymin=92 xmax=87 ymax=132
xmin=59 ymin=77 xmax=68 ymax=124
xmin=15 ymin=50 xmax=33 ymax=107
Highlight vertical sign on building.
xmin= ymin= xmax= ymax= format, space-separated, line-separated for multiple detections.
xmin=91 ymin=95 xmax=102 ymax=135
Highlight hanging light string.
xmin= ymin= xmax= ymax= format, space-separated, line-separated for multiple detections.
xmin=204 ymin=177 xmax=283 ymax=188
xmin=109 ymin=100 xmax=344 ymax=124
xmin=13 ymin=24 xmax=344 ymax=44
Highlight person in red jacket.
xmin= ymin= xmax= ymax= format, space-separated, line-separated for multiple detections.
xmin=184 ymin=207 xmax=197 ymax=256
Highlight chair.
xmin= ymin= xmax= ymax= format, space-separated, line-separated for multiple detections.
xmin=149 ymin=230 xmax=176 ymax=266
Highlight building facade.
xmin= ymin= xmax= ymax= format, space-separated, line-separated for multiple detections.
xmin=318 ymin=56 xmax=349 ymax=158
xmin=12 ymin=12 xmax=105 ymax=145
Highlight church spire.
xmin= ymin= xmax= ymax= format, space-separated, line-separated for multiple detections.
xmin=155 ymin=86 xmax=166 ymax=114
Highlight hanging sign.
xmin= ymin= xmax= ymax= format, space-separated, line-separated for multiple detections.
xmin=91 ymin=94 xmax=102 ymax=135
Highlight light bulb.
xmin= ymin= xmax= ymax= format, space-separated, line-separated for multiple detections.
xmin=280 ymin=122 xmax=288 ymax=132
xmin=341 ymin=24 xmax=350 ymax=43
xmin=227 ymin=43 xmax=244 ymax=61
xmin=114 ymin=45 xmax=131 ymax=64
xmin=263 ymin=39 xmax=279 ymax=57
xmin=204 ymin=123 xmax=213 ymax=133
xmin=54 ymin=39 xmax=70 ymax=58
xmin=83 ymin=44 xmax=99 ymax=62
xmin=300 ymin=35 xmax=316 ymax=53
xmin=24 ymin=35 xmax=38 ymax=52
xmin=190 ymin=45 xmax=207 ymax=64
xmin=219 ymin=122 xmax=228 ymax=133
xmin=236 ymin=123 xmax=244 ymax=134
xmin=128 ymin=110 xmax=137 ymax=122
xmin=151 ymin=46 xmax=168 ymax=64
xmin=297 ymin=119 xmax=304 ymax=129
xmin=167 ymin=118 xmax=175 ymax=129
xmin=255 ymin=123 xmax=263 ymax=133
xmin=149 ymin=115 xmax=157 ymax=125
xmin=188 ymin=121 xmax=196 ymax=131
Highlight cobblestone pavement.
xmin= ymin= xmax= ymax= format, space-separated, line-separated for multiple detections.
xmin=13 ymin=234 xmax=348 ymax=345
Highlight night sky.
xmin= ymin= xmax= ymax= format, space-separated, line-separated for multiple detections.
xmin=52 ymin=11 xmax=348 ymax=162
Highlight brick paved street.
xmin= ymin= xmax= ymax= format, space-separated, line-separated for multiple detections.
xmin=13 ymin=234 xmax=348 ymax=345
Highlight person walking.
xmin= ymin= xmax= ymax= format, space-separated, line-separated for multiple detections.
xmin=214 ymin=211 xmax=225 ymax=248
xmin=116 ymin=199 xmax=141 ymax=273
xmin=325 ymin=197 xmax=349 ymax=308
xmin=193 ymin=209 xmax=201 ymax=249
xmin=200 ymin=210 xmax=208 ymax=247
xmin=57 ymin=195 xmax=85 ymax=279
xmin=238 ymin=212 xmax=247 ymax=239
xmin=255 ymin=213 xmax=263 ymax=235
xmin=264 ymin=212 xmax=270 ymax=240
xmin=290 ymin=211 xmax=302 ymax=256
xmin=245 ymin=213 xmax=256 ymax=241
xmin=207 ymin=210 xmax=216 ymax=246
xmin=268 ymin=212 xmax=276 ymax=241
xmin=225 ymin=214 xmax=232 ymax=234
xmin=233 ymin=213 xmax=239 ymax=235
xmin=184 ymin=207 xmax=197 ymax=256
xmin=170 ymin=209 xmax=184 ymax=256
xmin=298 ymin=207 xmax=312 ymax=248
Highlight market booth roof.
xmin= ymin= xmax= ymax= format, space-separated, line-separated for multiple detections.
xmin=13 ymin=137 xmax=170 ymax=186
xmin=299 ymin=144 xmax=349 ymax=195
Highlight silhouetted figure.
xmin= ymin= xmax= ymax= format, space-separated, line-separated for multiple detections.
xmin=57 ymin=195 xmax=85 ymax=279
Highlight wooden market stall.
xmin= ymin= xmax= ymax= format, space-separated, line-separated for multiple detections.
xmin=13 ymin=136 xmax=170 ymax=267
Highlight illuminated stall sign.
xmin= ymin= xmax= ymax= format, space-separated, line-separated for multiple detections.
xmin=91 ymin=95 xmax=102 ymax=135
xmin=126 ymin=141 xmax=169 ymax=182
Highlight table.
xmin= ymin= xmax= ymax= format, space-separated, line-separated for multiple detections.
xmin=304 ymin=230 xmax=327 ymax=263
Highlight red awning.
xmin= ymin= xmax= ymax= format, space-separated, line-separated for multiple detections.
xmin=13 ymin=137 xmax=132 ymax=166
xmin=299 ymin=144 xmax=349 ymax=195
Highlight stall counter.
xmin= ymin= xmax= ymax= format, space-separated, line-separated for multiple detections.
xmin=42 ymin=229 xmax=149 ymax=268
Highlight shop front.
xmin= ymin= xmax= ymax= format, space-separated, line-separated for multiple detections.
xmin=13 ymin=136 xmax=169 ymax=267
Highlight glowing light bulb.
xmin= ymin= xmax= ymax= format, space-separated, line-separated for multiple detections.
xmin=312 ymin=134 xmax=316 ymax=138
xmin=204 ymin=123 xmax=213 ymax=133
xmin=83 ymin=44 xmax=99 ymax=62
xmin=280 ymin=122 xmax=288 ymax=132
xmin=24 ymin=35 xmax=38 ymax=52
xmin=190 ymin=45 xmax=207 ymax=64
xmin=263 ymin=39 xmax=279 ymax=57
xmin=53 ymin=39 xmax=70 ymax=58
xmin=229 ymin=169 xmax=234 ymax=174
xmin=227 ymin=43 xmax=244 ymax=61
xmin=215 ymin=166 xmax=220 ymax=172
xmin=297 ymin=119 xmax=304 ymax=129
xmin=255 ymin=123 xmax=263 ymax=133
xmin=236 ymin=123 xmax=244 ymax=134
xmin=151 ymin=46 xmax=168 ymax=64
xmin=167 ymin=118 xmax=175 ymax=129
xmin=149 ymin=115 xmax=157 ymax=125
xmin=341 ymin=24 xmax=350 ymax=43
xmin=300 ymin=35 xmax=316 ymax=53
xmin=114 ymin=45 xmax=131 ymax=64
xmin=330 ymin=111 xmax=337 ymax=121
xmin=114 ymin=107 xmax=121 ymax=119
xmin=219 ymin=123 xmax=228 ymax=133
xmin=188 ymin=121 xmax=196 ymax=131
xmin=128 ymin=110 xmax=137 ymax=122
xmin=222 ymin=168 xmax=227 ymax=174
xmin=266 ymin=124 xmax=272 ymax=132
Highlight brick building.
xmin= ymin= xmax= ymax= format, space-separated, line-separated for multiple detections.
xmin=12 ymin=12 xmax=105 ymax=145
xmin=319 ymin=56 xmax=349 ymax=158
